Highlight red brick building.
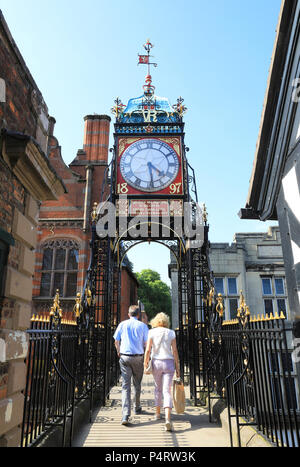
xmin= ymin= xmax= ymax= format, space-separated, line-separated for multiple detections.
xmin=0 ymin=9 xmax=138 ymax=446
xmin=32 ymin=114 xmax=138 ymax=321
xmin=0 ymin=10 xmax=65 ymax=446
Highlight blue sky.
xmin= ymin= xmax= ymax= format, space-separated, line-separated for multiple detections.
xmin=1 ymin=0 xmax=282 ymax=286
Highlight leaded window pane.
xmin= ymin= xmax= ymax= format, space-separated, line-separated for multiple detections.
xmin=40 ymin=273 xmax=51 ymax=296
xmin=229 ymin=298 xmax=238 ymax=319
xmin=277 ymin=299 xmax=286 ymax=314
xmin=40 ymin=241 xmax=79 ymax=297
xmin=42 ymin=248 xmax=53 ymax=270
xmin=53 ymin=272 xmax=64 ymax=296
xmin=55 ymin=248 xmax=66 ymax=270
xmin=264 ymin=299 xmax=273 ymax=315
xmin=214 ymin=278 xmax=224 ymax=295
xmin=228 ymin=278 xmax=237 ymax=295
xmin=66 ymin=272 xmax=77 ymax=296
xmin=275 ymin=278 xmax=285 ymax=295
xmin=68 ymin=249 xmax=79 ymax=270
xmin=262 ymin=278 xmax=272 ymax=295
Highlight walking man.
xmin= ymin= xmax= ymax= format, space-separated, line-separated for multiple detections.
xmin=113 ymin=304 xmax=149 ymax=425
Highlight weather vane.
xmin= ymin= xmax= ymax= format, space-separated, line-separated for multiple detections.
xmin=138 ymin=39 xmax=157 ymax=72
xmin=138 ymin=39 xmax=157 ymax=97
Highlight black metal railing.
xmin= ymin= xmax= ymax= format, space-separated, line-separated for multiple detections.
xmin=21 ymin=284 xmax=119 ymax=447
xmin=21 ymin=309 xmax=78 ymax=447
xmin=205 ymin=292 xmax=300 ymax=447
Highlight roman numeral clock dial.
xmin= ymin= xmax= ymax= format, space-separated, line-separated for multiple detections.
xmin=119 ymin=139 xmax=180 ymax=193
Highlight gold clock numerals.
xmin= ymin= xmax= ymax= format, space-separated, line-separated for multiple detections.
xmin=117 ymin=183 xmax=129 ymax=194
xmin=169 ymin=182 xmax=182 ymax=194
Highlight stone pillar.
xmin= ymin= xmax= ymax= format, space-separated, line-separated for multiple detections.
xmin=0 ymin=134 xmax=65 ymax=447
xmin=169 ymin=252 xmax=179 ymax=330
xmin=0 ymin=193 xmax=38 ymax=446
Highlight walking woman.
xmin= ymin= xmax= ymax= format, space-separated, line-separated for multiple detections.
xmin=144 ymin=312 xmax=180 ymax=431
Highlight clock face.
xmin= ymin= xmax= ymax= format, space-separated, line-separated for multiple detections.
xmin=119 ymin=139 xmax=180 ymax=192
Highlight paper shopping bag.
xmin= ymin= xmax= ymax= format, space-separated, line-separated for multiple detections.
xmin=173 ymin=378 xmax=185 ymax=414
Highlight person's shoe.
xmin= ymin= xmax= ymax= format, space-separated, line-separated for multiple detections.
xmin=121 ymin=416 xmax=129 ymax=425
xmin=135 ymin=407 xmax=142 ymax=415
xmin=165 ymin=420 xmax=172 ymax=431
xmin=154 ymin=414 xmax=161 ymax=421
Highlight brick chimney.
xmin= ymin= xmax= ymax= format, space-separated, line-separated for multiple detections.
xmin=83 ymin=114 xmax=111 ymax=163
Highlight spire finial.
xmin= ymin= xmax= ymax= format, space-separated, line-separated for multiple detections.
xmin=111 ymin=97 xmax=125 ymax=120
xmin=138 ymin=39 xmax=157 ymax=97
xmin=172 ymin=96 xmax=187 ymax=117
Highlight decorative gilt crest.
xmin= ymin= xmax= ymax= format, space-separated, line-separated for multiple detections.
xmin=162 ymin=137 xmax=180 ymax=155
xmin=118 ymin=137 xmax=140 ymax=157
xmin=172 ymin=96 xmax=187 ymax=117
xmin=91 ymin=202 xmax=98 ymax=223
xmin=216 ymin=293 xmax=224 ymax=318
xmin=111 ymin=97 xmax=125 ymax=120
xmin=208 ymin=287 xmax=215 ymax=307
xmin=237 ymin=290 xmax=250 ymax=327
xmin=50 ymin=289 xmax=63 ymax=328
xmin=85 ymin=286 xmax=92 ymax=307
xmin=141 ymin=99 xmax=158 ymax=122
xmin=73 ymin=292 xmax=83 ymax=318
xmin=145 ymin=124 xmax=154 ymax=133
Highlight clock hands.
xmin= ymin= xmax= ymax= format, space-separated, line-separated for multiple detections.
xmin=147 ymin=161 xmax=165 ymax=186
xmin=147 ymin=161 xmax=164 ymax=177
xmin=133 ymin=160 xmax=165 ymax=182
xmin=147 ymin=162 xmax=154 ymax=186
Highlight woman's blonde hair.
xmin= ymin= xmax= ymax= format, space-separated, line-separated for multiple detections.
xmin=150 ymin=312 xmax=170 ymax=329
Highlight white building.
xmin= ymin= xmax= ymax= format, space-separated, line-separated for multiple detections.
xmin=169 ymin=226 xmax=289 ymax=325
xmin=209 ymin=226 xmax=289 ymax=320
xmin=239 ymin=0 xmax=300 ymax=334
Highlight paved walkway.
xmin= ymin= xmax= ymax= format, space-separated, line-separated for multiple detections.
xmin=73 ymin=375 xmax=230 ymax=448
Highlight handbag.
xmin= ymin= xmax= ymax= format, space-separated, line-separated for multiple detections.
xmin=144 ymin=331 xmax=165 ymax=375
xmin=173 ymin=378 xmax=185 ymax=414
xmin=145 ymin=356 xmax=152 ymax=374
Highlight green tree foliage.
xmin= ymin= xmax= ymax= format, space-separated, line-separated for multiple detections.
xmin=136 ymin=269 xmax=172 ymax=325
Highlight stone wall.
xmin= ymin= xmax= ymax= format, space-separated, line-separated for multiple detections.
xmin=0 ymin=10 xmax=65 ymax=446
xmin=0 ymin=11 xmax=49 ymax=153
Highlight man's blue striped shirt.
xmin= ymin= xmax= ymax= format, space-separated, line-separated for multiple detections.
xmin=113 ymin=317 xmax=149 ymax=355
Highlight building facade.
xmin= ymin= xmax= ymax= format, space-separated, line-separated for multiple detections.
xmin=170 ymin=226 xmax=288 ymax=325
xmin=0 ymin=11 xmax=65 ymax=446
xmin=209 ymin=226 xmax=288 ymax=320
xmin=32 ymin=114 xmax=138 ymax=323
xmin=239 ymin=0 xmax=300 ymax=335
xmin=0 ymin=9 xmax=139 ymax=446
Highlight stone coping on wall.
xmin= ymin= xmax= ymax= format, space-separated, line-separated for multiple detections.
xmin=209 ymin=394 xmax=274 ymax=448
xmin=1 ymin=130 xmax=66 ymax=201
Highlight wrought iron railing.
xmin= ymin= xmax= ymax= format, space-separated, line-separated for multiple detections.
xmin=21 ymin=194 xmax=121 ymax=447
xmin=21 ymin=282 xmax=119 ymax=447
xmin=205 ymin=291 xmax=300 ymax=447
xmin=21 ymin=295 xmax=78 ymax=447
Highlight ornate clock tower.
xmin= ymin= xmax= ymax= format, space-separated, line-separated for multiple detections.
xmin=111 ymin=40 xmax=189 ymax=239
xmin=91 ymin=41 xmax=211 ymax=401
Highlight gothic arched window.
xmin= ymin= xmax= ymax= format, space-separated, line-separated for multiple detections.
xmin=40 ymin=239 xmax=79 ymax=297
